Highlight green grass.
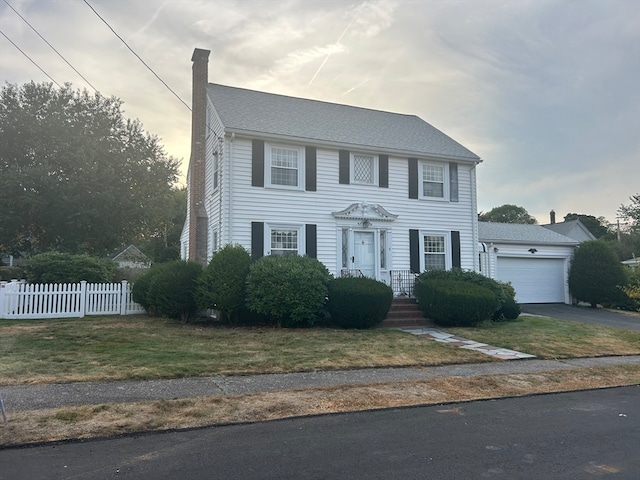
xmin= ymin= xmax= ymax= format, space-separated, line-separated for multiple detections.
xmin=2 ymin=314 xmax=639 ymax=386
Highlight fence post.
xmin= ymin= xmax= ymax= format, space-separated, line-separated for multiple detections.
xmin=79 ymin=281 xmax=87 ymax=318
xmin=120 ymin=280 xmax=128 ymax=315
xmin=0 ymin=281 xmax=6 ymax=319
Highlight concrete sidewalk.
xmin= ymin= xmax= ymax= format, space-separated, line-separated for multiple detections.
xmin=3 ymin=355 xmax=640 ymax=412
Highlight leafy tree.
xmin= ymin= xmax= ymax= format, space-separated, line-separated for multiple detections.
xmin=138 ymin=187 xmax=187 ymax=263
xmin=618 ymin=194 xmax=640 ymax=235
xmin=568 ymin=241 xmax=629 ymax=308
xmin=0 ymin=82 xmax=179 ymax=257
xmin=563 ymin=213 xmax=610 ymax=238
xmin=479 ymin=204 xmax=537 ymax=224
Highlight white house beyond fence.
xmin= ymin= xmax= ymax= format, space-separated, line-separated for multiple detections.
xmin=0 ymin=280 xmax=145 ymax=320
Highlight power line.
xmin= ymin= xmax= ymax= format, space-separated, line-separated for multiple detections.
xmin=82 ymin=0 xmax=191 ymax=112
xmin=3 ymin=0 xmax=99 ymax=92
xmin=0 ymin=29 xmax=61 ymax=87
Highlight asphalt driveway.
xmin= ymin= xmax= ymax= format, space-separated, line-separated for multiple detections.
xmin=520 ymin=303 xmax=640 ymax=331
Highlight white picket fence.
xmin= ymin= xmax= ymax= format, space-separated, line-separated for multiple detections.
xmin=0 ymin=280 xmax=145 ymax=320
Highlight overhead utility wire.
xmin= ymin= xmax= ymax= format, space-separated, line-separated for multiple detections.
xmin=0 ymin=29 xmax=61 ymax=87
xmin=83 ymin=0 xmax=192 ymax=112
xmin=3 ymin=0 xmax=99 ymax=92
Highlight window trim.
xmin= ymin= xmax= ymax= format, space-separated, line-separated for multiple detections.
xmin=265 ymin=143 xmax=305 ymax=190
xmin=420 ymin=161 xmax=449 ymax=201
xmin=265 ymin=223 xmax=304 ymax=256
xmin=350 ymin=152 xmax=379 ymax=186
xmin=420 ymin=230 xmax=451 ymax=272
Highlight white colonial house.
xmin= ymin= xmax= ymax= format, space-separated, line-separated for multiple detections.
xmin=181 ymin=48 xmax=482 ymax=295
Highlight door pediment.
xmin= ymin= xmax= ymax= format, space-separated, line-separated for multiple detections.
xmin=332 ymin=202 xmax=398 ymax=223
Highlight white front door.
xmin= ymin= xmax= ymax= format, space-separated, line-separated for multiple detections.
xmin=353 ymin=231 xmax=375 ymax=278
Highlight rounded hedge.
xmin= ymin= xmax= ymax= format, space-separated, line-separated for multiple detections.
xmin=416 ymin=278 xmax=497 ymax=327
xmin=246 ymin=255 xmax=331 ymax=327
xmin=145 ymin=260 xmax=203 ymax=322
xmin=23 ymin=252 xmax=116 ymax=283
xmin=327 ymin=277 xmax=393 ymax=329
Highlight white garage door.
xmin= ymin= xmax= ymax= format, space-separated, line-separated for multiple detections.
xmin=496 ymin=257 xmax=566 ymax=303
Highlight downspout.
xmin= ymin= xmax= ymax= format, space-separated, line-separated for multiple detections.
xmin=228 ymin=132 xmax=235 ymax=245
xmin=470 ymin=164 xmax=479 ymax=272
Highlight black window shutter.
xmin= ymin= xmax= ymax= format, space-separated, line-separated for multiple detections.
xmin=409 ymin=229 xmax=420 ymax=274
xmin=252 ymin=140 xmax=265 ymax=187
xmin=451 ymin=231 xmax=461 ymax=269
xmin=408 ymin=158 xmax=418 ymax=199
xmin=449 ymin=163 xmax=459 ymax=202
xmin=305 ymin=224 xmax=317 ymax=258
xmin=379 ymin=154 xmax=389 ymax=188
xmin=251 ymin=222 xmax=264 ymax=260
xmin=305 ymin=146 xmax=316 ymax=192
xmin=339 ymin=150 xmax=350 ymax=184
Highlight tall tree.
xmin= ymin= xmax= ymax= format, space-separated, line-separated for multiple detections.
xmin=479 ymin=204 xmax=537 ymax=224
xmin=0 ymin=82 xmax=179 ymax=256
xmin=563 ymin=213 xmax=610 ymax=238
xmin=618 ymin=194 xmax=640 ymax=235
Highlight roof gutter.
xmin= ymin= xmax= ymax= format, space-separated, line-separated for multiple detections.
xmin=223 ymin=128 xmax=482 ymax=165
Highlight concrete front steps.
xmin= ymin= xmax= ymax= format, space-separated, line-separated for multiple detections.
xmin=379 ymin=297 xmax=433 ymax=328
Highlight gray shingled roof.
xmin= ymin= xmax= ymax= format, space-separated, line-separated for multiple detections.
xmin=207 ymin=84 xmax=480 ymax=161
xmin=478 ymin=222 xmax=578 ymax=245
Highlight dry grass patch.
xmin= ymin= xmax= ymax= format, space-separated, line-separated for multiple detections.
xmin=0 ymin=316 xmax=493 ymax=386
xmin=446 ymin=316 xmax=640 ymax=358
xmin=2 ymin=365 xmax=638 ymax=447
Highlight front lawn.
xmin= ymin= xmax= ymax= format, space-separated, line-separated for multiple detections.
xmin=2 ymin=314 xmax=639 ymax=386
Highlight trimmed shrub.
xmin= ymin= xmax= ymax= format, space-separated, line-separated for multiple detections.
xmin=569 ymin=241 xmax=629 ymax=308
xmin=327 ymin=277 xmax=393 ymax=329
xmin=146 ymin=260 xmax=203 ymax=322
xmin=493 ymin=281 xmax=521 ymax=321
xmin=23 ymin=252 xmax=116 ymax=283
xmin=132 ymin=263 xmax=172 ymax=312
xmin=415 ymin=278 xmax=497 ymax=327
xmin=0 ymin=266 xmax=25 ymax=281
xmin=197 ymin=244 xmax=251 ymax=324
xmin=246 ymin=255 xmax=332 ymax=327
xmin=416 ymin=269 xmax=503 ymax=317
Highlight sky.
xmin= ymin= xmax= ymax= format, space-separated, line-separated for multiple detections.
xmin=1 ymin=0 xmax=639 ymax=225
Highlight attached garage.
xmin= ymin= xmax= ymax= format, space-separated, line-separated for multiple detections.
xmin=496 ymin=257 xmax=566 ymax=303
xmin=479 ymin=223 xmax=578 ymax=304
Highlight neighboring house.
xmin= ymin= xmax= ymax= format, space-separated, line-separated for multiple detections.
xmin=478 ymin=222 xmax=578 ymax=304
xmin=181 ymin=48 xmax=482 ymax=293
xmin=542 ymin=210 xmax=596 ymax=242
xmin=111 ymin=245 xmax=151 ymax=269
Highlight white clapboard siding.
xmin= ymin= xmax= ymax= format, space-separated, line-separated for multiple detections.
xmin=0 ymin=281 xmax=145 ymax=320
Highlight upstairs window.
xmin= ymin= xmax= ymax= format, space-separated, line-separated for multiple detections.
xmin=422 ymin=163 xmax=446 ymax=199
xmin=267 ymin=144 xmax=303 ymax=189
xmin=351 ymin=153 xmax=377 ymax=185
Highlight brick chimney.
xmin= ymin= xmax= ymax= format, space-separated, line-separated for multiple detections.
xmin=550 ymin=209 xmax=556 ymax=224
xmin=188 ymin=48 xmax=210 ymax=264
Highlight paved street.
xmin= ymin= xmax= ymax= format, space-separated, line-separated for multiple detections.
xmin=2 ymin=386 xmax=638 ymax=479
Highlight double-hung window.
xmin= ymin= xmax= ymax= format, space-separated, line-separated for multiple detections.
xmin=267 ymin=144 xmax=304 ymax=189
xmin=269 ymin=226 xmax=301 ymax=256
xmin=421 ymin=162 xmax=447 ymax=199
xmin=351 ymin=153 xmax=377 ymax=185
xmin=423 ymin=233 xmax=447 ymax=271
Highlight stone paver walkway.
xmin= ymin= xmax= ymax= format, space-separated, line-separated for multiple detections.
xmin=398 ymin=327 xmax=536 ymax=360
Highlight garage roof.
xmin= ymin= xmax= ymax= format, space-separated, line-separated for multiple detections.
xmin=479 ymin=222 xmax=579 ymax=246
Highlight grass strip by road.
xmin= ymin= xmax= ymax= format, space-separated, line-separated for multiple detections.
xmin=2 ymin=315 xmax=639 ymax=387
xmin=1 ymin=365 xmax=638 ymax=446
